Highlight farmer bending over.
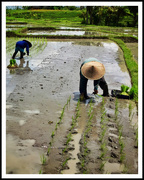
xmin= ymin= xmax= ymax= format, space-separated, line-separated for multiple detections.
xmin=12 ymin=40 xmax=32 ymax=59
xmin=79 ymin=57 xmax=109 ymax=100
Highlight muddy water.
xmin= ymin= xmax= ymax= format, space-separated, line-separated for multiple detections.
xmin=61 ymin=103 xmax=88 ymax=174
xmin=26 ymin=30 xmax=109 ymax=36
xmin=26 ymin=29 xmax=137 ymax=37
xmin=6 ymin=39 xmax=134 ymax=174
xmin=27 ymin=30 xmax=86 ymax=36
xmin=6 ymin=134 xmax=43 ymax=174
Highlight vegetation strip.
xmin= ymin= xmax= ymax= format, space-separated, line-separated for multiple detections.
xmin=99 ymin=97 xmax=109 ymax=172
xmin=47 ymin=96 xmax=71 ymax=155
xmin=110 ymin=38 xmax=138 ymax=103
xmin=61 ymin=99 xmax=80 ymax=171
xmin=39 ymin=96 xmax=71 ymax=174
xmin=78 ymin=99 xmax=94 ymax=174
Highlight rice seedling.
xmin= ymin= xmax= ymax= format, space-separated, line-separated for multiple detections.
xmin=99 ymin=127 xmax=107 ymax=142
xmin=129 ymin=102 xmax=132 ymax=118
xmin=66 ymin=95 xmax=71 ymax=106
xmin=40 ymin=154 xmax=47 ymax=165
xmin=100 ymin=141 xmax=107 ymax=152
xmin=55 ymin=121 xmax=58 ymax=130
xmin=135 ymin=126 xmax=138 ymax=147
xmin=51 ymin=131 xmax=55 ymax=138
xmin=128 ymin=102 xmax=135 ymax=123
xmin=100 ymin=161 xmax=106 ymax=171
xmin=119 ymin=152 xmax=125 ymax=163
xmin=47 ymin=146 xmax=51 ymax=155
xmin=115 ymin=98 xmax=119 ymax=121
xmin=119 ymin=138 xmax=125 ymax=154
xmin=62 ymin=157 xmax=70 ymax=168
xmin=39 ymin=169 xmax=43 ymax=174
xmin=66 ymin=132 xmax=72 ymax=145
xmin=62 ymin=145 xmax=68 ymax=154
xmin=81 ymin=159 xmax=85 ymax=168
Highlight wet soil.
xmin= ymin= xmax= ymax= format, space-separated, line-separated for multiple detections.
xmin=6 ymin=39 xmax=138 ymax=175
xmin=125 ymin=43 xmax=138 ymax=63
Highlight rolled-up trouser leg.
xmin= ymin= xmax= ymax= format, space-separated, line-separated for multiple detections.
xmin=99 ymin=76 xmax=109 ymax=96
xmin=79 ymin=72 xmax=88 ymax=98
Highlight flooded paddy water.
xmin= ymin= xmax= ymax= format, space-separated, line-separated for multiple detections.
xmin=6 ymin=23 xmax=138 ymax=37
xmin=6 ymin=36 xmax=138 ymax=175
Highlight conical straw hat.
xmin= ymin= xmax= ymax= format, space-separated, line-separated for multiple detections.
xmin=81 ymin=61 xmax=105 ymax=80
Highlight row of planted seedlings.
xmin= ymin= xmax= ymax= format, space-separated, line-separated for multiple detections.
xmin=6 ymin=36 xmax=48 ymax=58
xmin=98 ymin=97 xmax=127 ymax=173
xmin=39 ymin=96 xmax=71 ymax=174
xmin=128 ymin=101 xmax=138 ymax=148
xmin=78 ymin=99 xmax=95 ymax=174
xmin=99 ymin=98 xmax=138 ymax=173
xmin=98 ymin=97 xmax=109 ymax=172
xmin=115 ymin=98 xmax=138 ymax=172
xmin=60 ymin=99 xmax=81 ymax=171
xmin=114 ymin=98 xmax=126 ymax=164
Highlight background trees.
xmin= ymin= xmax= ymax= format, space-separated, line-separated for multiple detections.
xmin=83 ymin=6 xmax=138 ymax=27
xmin=7 ymin=6 xmax=138 ymax=27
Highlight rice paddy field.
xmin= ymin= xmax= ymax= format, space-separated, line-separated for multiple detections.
xmin=4 ymin=8 xmax=141 ymax=178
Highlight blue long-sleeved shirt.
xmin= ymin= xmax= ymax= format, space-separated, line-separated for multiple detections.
xmin=81 ymin=57 xmax=100 ymax=67
xmin=16 ymin=41 xmax=29 ymax=55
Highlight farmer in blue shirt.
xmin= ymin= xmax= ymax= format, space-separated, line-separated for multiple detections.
xmin=79 ymin=57 xmax=109 ymax=100
xmin=12 ymin=40 xmax=32 ymax=59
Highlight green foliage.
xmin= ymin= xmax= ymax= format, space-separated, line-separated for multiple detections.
xmin=6 ymin=7 xmax=138 ymax=27
xmin=6 ymin=9 xmax=82 ymax=23
xmin=82 ymin=6 xmax=138 ymax=27
xmin=110 ymin=38 xmax=138 ymax=102
xmin=10 ymin=59 xmax=16 ymax=65
xmin=121 ymin=84 xmax=129 ymax=93
xmin=115 ymin=98 xmax=119 ymax=120
xmin=40 ymin=154 xmax=47 ymax=165
xmin=62 ymin=157 xmax=70 ymax=167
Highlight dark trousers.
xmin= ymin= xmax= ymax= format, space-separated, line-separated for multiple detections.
xmin=12 ymin=46 xmax=24 ymax=59
xmin=79 ymin=71 xmax=109 ymax=97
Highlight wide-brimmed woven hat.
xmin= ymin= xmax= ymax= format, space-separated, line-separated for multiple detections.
xmin=81 ymin=61 xmax=105 ymax=80
xmin=23 ymin=40 xmax=32 ymax=48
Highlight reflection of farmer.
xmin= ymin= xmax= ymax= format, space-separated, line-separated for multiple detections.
xmin=79 ymin=57 xmax=109 ymax=100
xmin=19 ymin=58 xmax=32 ymax=71
xmin=12 ymin=40 xmax=32 ymax=59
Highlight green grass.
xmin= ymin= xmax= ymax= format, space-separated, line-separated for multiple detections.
xmin=6 ymin=9 xmax=83 ymax=27
xmin=110 ymin=38 xmax=138 ymax=102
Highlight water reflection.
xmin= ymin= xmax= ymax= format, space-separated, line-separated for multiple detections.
xmin=27 ymin=30 xmax=85 ymax=36
xmin=8 ymin=58 xmax=32 ymax=75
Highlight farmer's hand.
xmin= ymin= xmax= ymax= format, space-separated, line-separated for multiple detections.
xmin=93 ymin=90 xmax=98 ymax=94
